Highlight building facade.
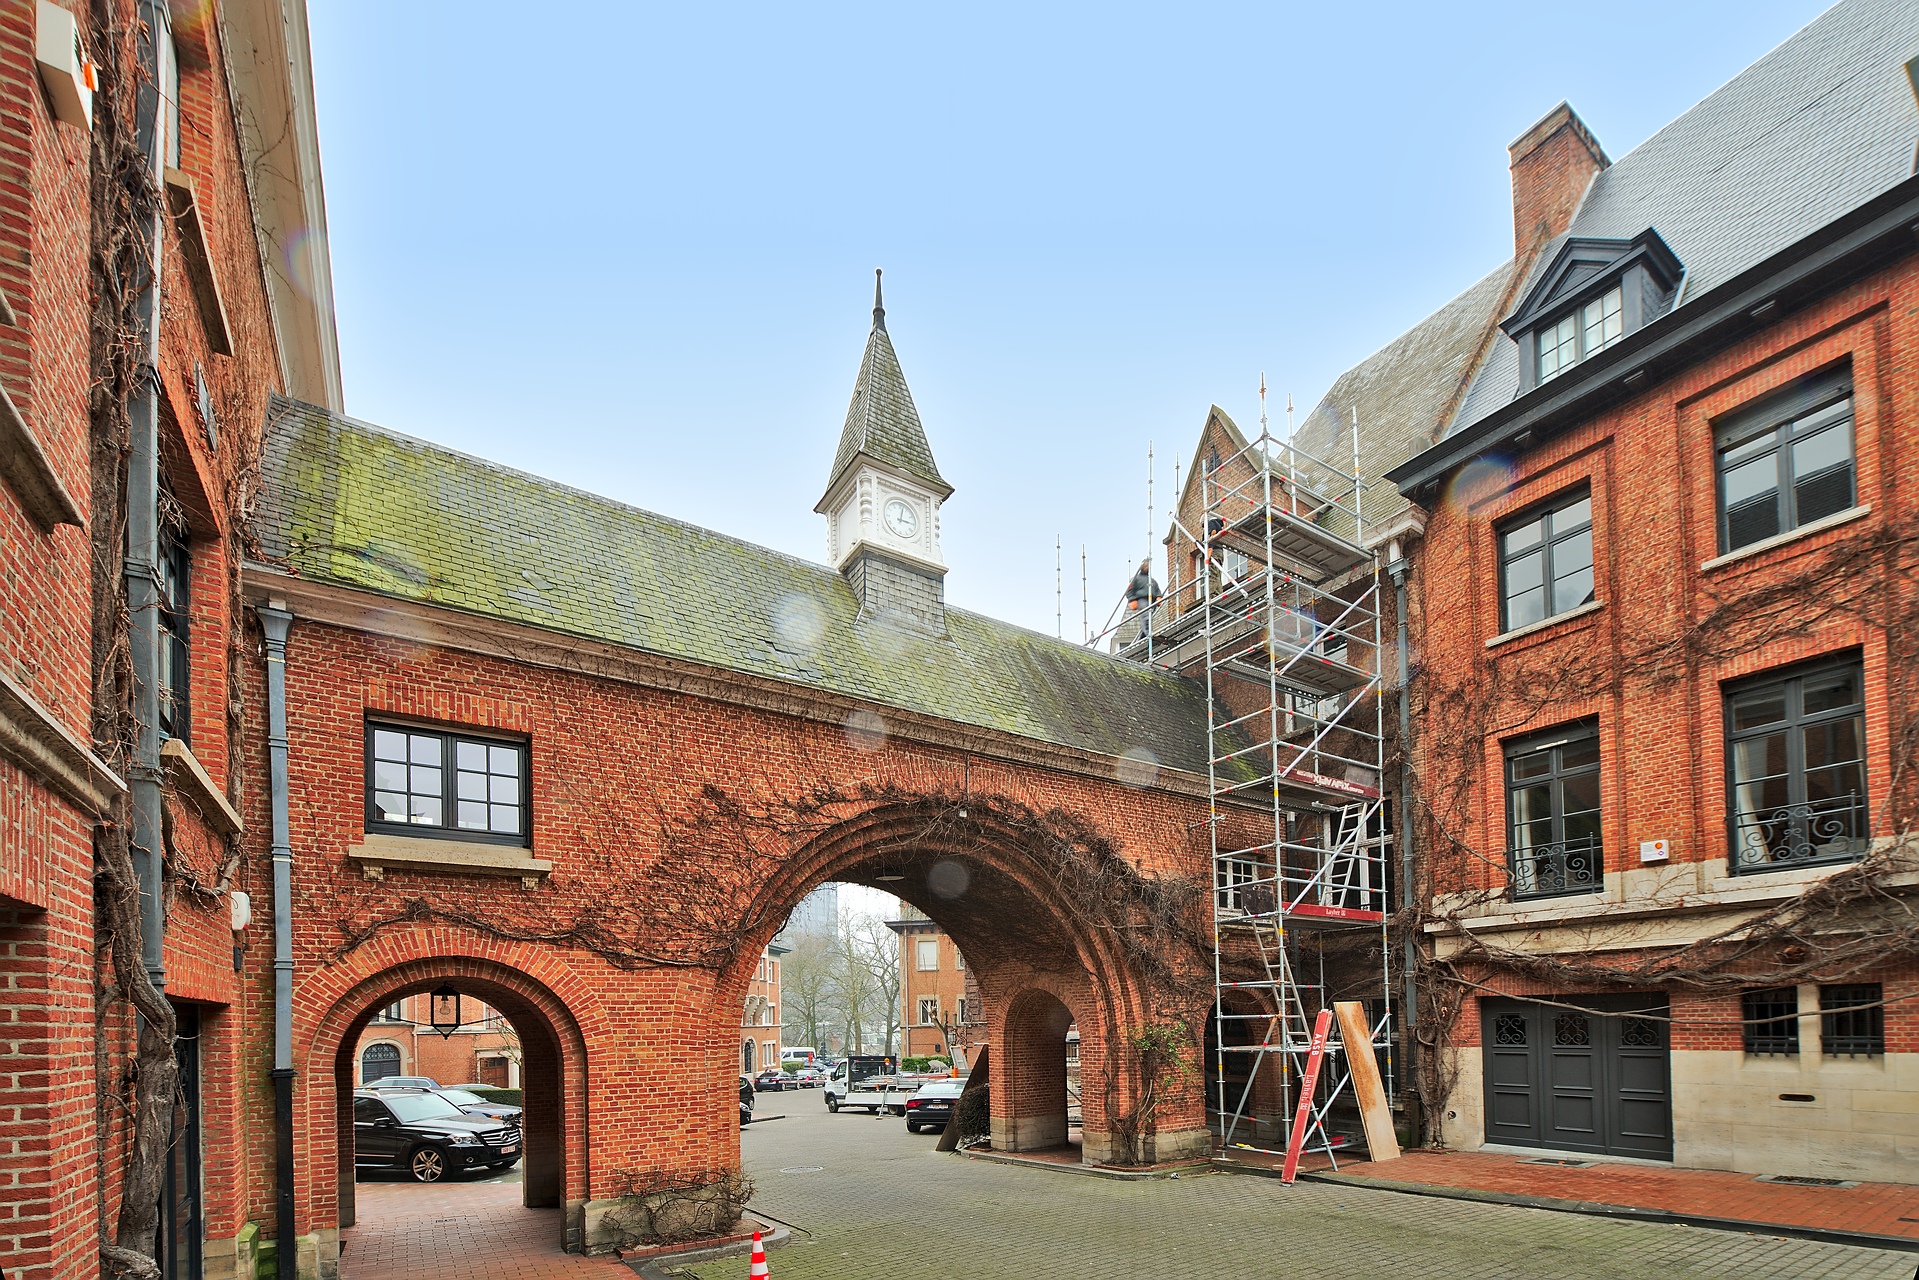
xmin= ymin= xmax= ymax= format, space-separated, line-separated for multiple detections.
xmin=353 ymin=993 xmax=524 ymax=1088
xmin=1373 ymin=0 xmax=1918 ymax=1180
xmin=888 ymin=905 xmax=983 ymax=1062
xmin=740 ymin=939 xmax=789 ymax=1073
xmin=0 ymin=3 xmax=337 ymax=1279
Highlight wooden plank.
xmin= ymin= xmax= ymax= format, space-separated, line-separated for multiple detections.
xmin=935 ymin=1045 xmax=988 ymax=1153
xmin=1334 ymin=1000 xmax=1402 ymax=1164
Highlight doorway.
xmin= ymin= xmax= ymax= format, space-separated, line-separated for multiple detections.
xmin=1481 ymin=995 xmax=1671 ymax=1159
xmin=158 ymin=1004 xmax=203 ymax=1280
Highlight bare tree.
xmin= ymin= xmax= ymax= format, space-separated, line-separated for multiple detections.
xmin=828 ymin=913 xmax=881 ymax=1051
xmin=848 ymin=915 xmax=902 ymax=1057
xmin=777 ymin=930 xmax=837 ymax=1052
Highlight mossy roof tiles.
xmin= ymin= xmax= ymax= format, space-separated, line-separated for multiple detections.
xmin=256 ymin=396 xmax=1222 ymax=776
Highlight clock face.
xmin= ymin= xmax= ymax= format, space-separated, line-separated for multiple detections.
xmin=884 ymin=498 xmax=918 ymax=540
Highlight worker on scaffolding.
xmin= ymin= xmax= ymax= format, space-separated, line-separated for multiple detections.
xmin=1123 ymin=559 xmax=1161 ymax=638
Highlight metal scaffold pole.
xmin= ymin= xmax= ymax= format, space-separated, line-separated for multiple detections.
xmin=1102 ymin=386 xmax=1397 ymax=1165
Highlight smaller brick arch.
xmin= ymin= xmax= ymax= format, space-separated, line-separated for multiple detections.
xmin=307 ymin=946 xmax=599 ymax=1254
xmin=993 ymin=986 xmax=1080 ymax=1155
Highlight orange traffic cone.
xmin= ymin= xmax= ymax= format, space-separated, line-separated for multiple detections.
xmin=748 ymin=1229 xmax=768 ymax=1278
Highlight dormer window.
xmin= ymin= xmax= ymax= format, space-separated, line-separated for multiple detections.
xmin=1538 ymin=287 xmax=1623 ymax=381
xmin=1504 ymin=230 xmax=1681 ymax=393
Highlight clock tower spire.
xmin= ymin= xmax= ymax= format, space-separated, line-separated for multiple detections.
xmin=816 ymin=272 xmax=953 ymax=635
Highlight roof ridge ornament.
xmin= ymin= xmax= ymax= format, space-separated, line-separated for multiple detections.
xmin=873 ymin=268 xmax=886 ymax=332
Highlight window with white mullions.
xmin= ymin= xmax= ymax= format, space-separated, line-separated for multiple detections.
xmin=1497 ymin=490 xmax=1594 ymax=633
xmin=1537 ymin=286 xmax=1623 ymax=382
xmin=1715 ymin=368 xmax=1854 ymax=554
xmin=1504 ymin=723 xmax=1602 ymax=899
xmin=1725 ymin=658 xmax=1867 ymax=874
xmin=367 ymin=722 xmax=530 ymax=845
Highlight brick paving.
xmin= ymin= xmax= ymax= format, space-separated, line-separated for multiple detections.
xmin=1259 ymin=1147 xmax=1919 ymax=1241
xmin=340 ymin=1169 xmax=627 ymax=1280
xmin=684 ymin=1105 xmax=1915 ymax=1279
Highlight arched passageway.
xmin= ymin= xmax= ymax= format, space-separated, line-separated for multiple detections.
xmin=314 ymin=956 xmax=592 ymax=1255
xmin=723 ymin=797 xmax=1209 ymax=1171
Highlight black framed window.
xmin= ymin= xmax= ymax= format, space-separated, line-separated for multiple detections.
xmin=1497 ymin=490 xmax=1594 ymax=633
xmin=1504 ymin=722 xmax=1602 ymax=899
xmin=1725 ymin=657 xmax=1867 ymax=874
xmin=157 ymin=523 xmax=192 ymax=743
xmin=1715 ymin=367 xmax=1854 ymax=554
xmin=1819 ymin=984 xmax=1883 ymax=1057
xmin=366 ymin=722 xmax=529 ymax=845
xmin=1537 ymin=286 xmax=1623 ymax=382
xmin=1740 ymin=988 xmax=1799 ymax=1056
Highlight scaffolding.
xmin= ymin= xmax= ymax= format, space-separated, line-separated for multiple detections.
xmin=1108 ymin=408 xmax=1396 ymax=1165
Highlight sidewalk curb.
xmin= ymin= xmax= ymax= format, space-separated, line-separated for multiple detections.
xmin=625 ymin=1219 xmax=791 ymax=1278
xmin=961 ymin=1149 xmax=1212 ymax=1181
xmin=1213 ymin=1160 xmax=1919 ymax=1255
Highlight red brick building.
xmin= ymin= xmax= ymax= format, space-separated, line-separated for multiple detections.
xmin=0 ymin=3 xmax=338 ymax=1280
xmin=1361 ymin=0 xmax=1918 ymax=1179
xmin=888 ymin=905 xmax=983 ymax=1063
xmin=352 ymin=993 xmax=522 ymax=1088
xmin=739 ymin=939 xmax=788 ymax=1074
xmin=240 ymin=278 xmax=1230 ymax=1268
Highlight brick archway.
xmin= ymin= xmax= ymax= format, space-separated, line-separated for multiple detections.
xmin=305 ymin=941 xmax=604 ymax=1257
xmin=728 ymin=799 xmax=1200 ymax=1166
xmin=993 ymin=986 xmax=1079 ymax=1153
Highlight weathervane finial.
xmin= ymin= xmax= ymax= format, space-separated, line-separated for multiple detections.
xmin=873 ymin=268 xmax=886 ymax=331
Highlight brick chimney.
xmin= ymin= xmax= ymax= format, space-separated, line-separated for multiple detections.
xmin=1509 ymin=103 xmax=1609 ymax=262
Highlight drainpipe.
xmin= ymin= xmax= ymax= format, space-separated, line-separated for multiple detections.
xmin=128 ymin=0 xmax=173 ymax=991
xmin=1388 ymin=543 xmax=1421 ymax=1144
xmin=258 ymin=604 xmax=297 ymax=1280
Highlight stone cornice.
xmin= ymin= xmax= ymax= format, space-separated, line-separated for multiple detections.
xmin=0 ymin=667 xmax=125 ymax=814
xmin=242 ymin=564 xmax=1240 ymax=808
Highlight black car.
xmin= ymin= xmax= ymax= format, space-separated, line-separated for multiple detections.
xmin=353 ymin=1089 xmax=522 ymax=1182
xmin=739 ymin=1075 xmax=755 ymax=1125
xmin=754 ymin=1069 xmax=794 ymax=1092
xmin=903 ymin=1077 xmax=967 ymax=1133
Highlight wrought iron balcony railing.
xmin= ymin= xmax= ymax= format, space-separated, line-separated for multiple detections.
xmin=1731 ymin=791 xmax=1868 ymax=874
xmin=1506 ymin=833 xmax=1602 ymax=901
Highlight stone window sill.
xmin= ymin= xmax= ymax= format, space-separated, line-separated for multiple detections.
xmin=348 ymin=832 xmax=550 ymax=888
xmin=1700 ymin=505 xmax=1869 ymax=572
xmin=161 ymin=738 xmax=244 ymax=834
xmin=0 ymin=381 xmax=83 ymax=532
xmin=1484 ymin=599 xmax=1605 ymax=650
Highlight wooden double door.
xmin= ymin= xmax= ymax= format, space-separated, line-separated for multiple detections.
xmin=1481 ymin=995 xmax=1672 ymax=1160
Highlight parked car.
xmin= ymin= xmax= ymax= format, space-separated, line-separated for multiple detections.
xmin=739 ymin=1075 xmax=755 ymax=1125
xmin=430 ymin=1087 xmax=523 ymax=1124
xmin=352 ymin=1089 xmax=521 ymax=1182
xmin=754 ymin=1069 xmax=795 ymax=1092
xmin=794 ymin=1066 xmax=827 ymax=1088
xmin=362 ymin=1075 xmax=440 ymax=1092
xmin=904 ymin=1077 xmax=967 ymax=1133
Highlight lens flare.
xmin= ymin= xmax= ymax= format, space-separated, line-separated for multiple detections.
xmin=1116 ymin=747 xmax=1160 ymax=789
xmin=843 ymin=708 xmax=887 ymax=752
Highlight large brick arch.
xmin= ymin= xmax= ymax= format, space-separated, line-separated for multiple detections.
xmin=300 ymin=935 xmax=607 ymax=1251
xmin=723 ymin=799 xmax=1197 ymax=1163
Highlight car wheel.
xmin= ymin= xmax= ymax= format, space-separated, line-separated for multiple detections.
xmin=905 ymin=1122 xmax=921 ymax=1134
xmin=408 ymin=1146 xmax=449 ymax=1183
xmin=826 ymin=1097 xmax=839 ymax=1113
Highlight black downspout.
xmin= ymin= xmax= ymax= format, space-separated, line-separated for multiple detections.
xmin=259 ymin=605 xmax=297 ymax=1280
xmin=1390 ymin=553 xmax=1421 ymax=1145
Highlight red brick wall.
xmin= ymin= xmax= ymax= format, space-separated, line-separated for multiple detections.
xmin=252 ymin=612 xmax=1218 ymax=1238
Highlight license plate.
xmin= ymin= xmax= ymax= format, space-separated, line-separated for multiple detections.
xmin=499 ymin=1144 xmax=518 ymax=1156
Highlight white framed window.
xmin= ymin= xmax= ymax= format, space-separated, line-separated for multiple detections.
xmin=918 ymin=997 xmax=941 ymax=1025
xmin=1538 ymin=286 xmax=1623 ymax=382
xmin=954 ymin=950 xmax=964 ymax=971
xmin=917 ymin=939 xmax=939 ymax=971
xmin=957 ymin=998 xmax=972 ymax=1024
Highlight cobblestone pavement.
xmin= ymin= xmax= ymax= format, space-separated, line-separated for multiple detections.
xmin=341 ymin=1166 xmax=627 ymax=1280
xmin=689 ymin=1103 xmax=1916 ymax=1280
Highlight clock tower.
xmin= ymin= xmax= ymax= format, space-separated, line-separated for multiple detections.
xmin=816 ymin=272 xmax=953 ymax=635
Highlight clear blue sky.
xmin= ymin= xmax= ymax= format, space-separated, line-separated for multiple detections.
xmin=307 ymin=0 xmax=1828 ymax=640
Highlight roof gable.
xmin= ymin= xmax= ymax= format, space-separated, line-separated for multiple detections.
xmin=1501 ymin=230 xmax=1684 ymax=338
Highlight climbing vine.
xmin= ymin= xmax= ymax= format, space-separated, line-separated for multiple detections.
xmin=1392 ymin=507 xmax=1919 ymax=1144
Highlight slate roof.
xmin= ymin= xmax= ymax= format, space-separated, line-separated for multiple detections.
xmin=1289 ymin=261 xmax=1517 ymax=536
xmin=821 ymin=287 xmax=951 ymax=501
xmin=1446 ymin=0 xmax=1919 ymax=436
xmin=255 ymin=396 xmax=1222 ymax=776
